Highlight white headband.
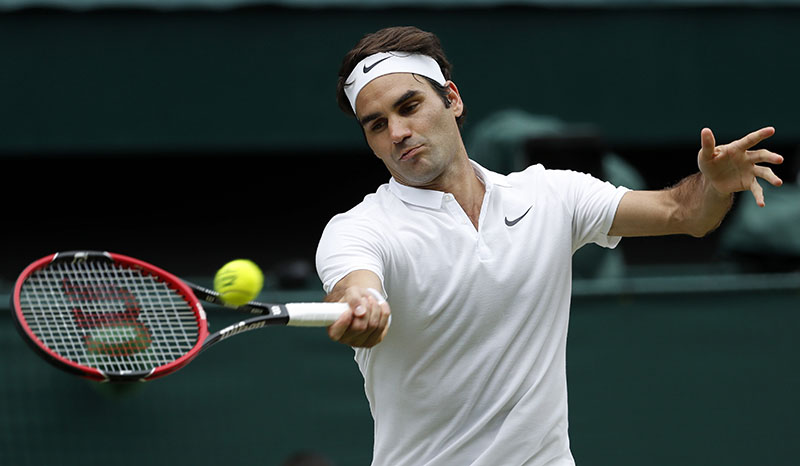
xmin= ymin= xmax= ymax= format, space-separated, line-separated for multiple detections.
xmin=343 ymin=51 xmax=447 ymax=113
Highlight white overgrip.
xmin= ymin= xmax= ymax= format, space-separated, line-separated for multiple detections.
xmin=285 ymin=302 xmax=350 ymax=327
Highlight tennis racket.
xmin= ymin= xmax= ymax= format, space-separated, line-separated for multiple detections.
xmin=11 ymin=251 xmax=348 ymax=382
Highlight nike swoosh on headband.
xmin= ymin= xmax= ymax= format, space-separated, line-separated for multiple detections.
xmin=504 ymin=205 xmax=533 ymax=227
xmin=343 ymin=52 xmax=446 ymax=113
xmin=363 ymin=56 xmax=392 ymax=74
xmin=344 ymin=56 xmax=394 ymax=87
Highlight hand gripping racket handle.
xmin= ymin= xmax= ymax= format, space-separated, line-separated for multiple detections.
xmin=285 ymin=302 xmax=350 ymax=327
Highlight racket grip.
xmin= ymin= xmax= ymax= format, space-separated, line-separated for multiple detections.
xmin=285 ymin=302 xmax=350 ymax=327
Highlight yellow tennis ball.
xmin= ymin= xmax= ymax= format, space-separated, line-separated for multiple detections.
xmin=213 ymin=259 xmax=264 ymax=306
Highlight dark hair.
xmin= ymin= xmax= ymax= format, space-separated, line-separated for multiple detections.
xmin=336 ymin=26 xmax=466 ymax=128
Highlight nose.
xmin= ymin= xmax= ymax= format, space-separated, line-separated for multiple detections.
xmin=388 ymin=116 xmax=412 ymax=145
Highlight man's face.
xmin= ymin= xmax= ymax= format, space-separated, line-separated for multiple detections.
xmin=354 ymin=73 xmax=464 ymax=189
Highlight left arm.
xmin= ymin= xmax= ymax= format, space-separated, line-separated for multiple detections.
xmin=608 ymin=127 xmax=784 ymax=238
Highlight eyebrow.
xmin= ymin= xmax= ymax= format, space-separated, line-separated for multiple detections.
xmin=358 ymin=89 xmax=421 ymax=127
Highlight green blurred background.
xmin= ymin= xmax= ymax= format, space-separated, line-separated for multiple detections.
xmin=1 ymin=1 xmax=799 ymax=465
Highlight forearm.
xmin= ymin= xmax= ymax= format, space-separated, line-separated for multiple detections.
xmin=324 ymin=287 xmax=347 ymax=303
xmin=610 ymin=172 xmax=734 ymax=238
xmin=324 ymin=269 xmax=384 ymax=303
xmin=668 ymin=172 xmax=734 ymax=237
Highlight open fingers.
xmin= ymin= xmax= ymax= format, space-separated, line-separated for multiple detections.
xmin=754 ymin=165 xmax=783 ymax=187
xmin=735 ymin=126 xmax=775 ymax=151
xmin=750 ymin=178 xmax=765 ymax=208
xmin=747 ymin=148 xmax=785 ymax=166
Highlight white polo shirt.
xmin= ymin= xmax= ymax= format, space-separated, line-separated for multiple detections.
xmin=316 ymin=161 xmax=629 ymax=466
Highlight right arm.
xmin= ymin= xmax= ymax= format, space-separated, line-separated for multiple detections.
xmin=325 ymin=269 xmax=391 ymax=348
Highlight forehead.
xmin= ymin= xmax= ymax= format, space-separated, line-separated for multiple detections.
xmin=354 ymin=73 xmax=432 ymax=116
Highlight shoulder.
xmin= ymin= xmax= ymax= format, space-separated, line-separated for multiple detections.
xmin=501 ymin=164 xmax=628 ymax=218
xmin=506 ymin=164 xmax=613 ymax=193
xmin=316 ymin=186 xmax=393 ymax=290
xmin=504 ymin=163 xmax=545 ymax=185
xmin=324 ymin=184 xmax=392 ymax=226
xmin=502 ymin=163 xmax=575 ymax=197
xmin=319 ymin=183 xmax=399 ymax=249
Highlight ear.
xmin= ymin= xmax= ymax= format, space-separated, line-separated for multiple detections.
xmin=445 ymin=81 xmax=464 ymax=118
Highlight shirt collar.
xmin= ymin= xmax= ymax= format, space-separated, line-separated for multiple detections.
xmin=388 ymin=160 xmax=511 ymax=209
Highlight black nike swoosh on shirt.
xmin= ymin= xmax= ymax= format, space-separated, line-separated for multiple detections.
xmin=504 ymin=205 xmax=533 ymax=227
xmin=363 ymin=56 xmax=391 ymax=73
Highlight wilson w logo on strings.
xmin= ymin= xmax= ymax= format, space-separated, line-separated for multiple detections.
xmin=63 ymin=279 xmax=153 ymax=356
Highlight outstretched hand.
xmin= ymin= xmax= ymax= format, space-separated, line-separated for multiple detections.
xmin=698 ymin=127 xmax=784 ymax=207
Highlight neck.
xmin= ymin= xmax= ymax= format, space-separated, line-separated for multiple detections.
xmin=393 ymin=144 xmax=486 ymax=229
xmin=439 ymin=156 xmax=485 ymax=229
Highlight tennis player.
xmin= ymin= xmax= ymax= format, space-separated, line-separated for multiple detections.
xmin=315 ymin=26 xmax=784 ymax=466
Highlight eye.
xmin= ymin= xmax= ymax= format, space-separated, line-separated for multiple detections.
xmin=370 ymin=119 xmax=386 ymax=132
xmin=400 ymin=101 xmax=419 ymax=115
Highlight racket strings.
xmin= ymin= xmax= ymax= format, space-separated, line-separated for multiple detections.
xmin=19 ymin=260 xmax=200 ymax=374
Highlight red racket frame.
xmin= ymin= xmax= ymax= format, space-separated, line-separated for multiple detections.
xmin=12 ymin=252 xmax=210 ymax=382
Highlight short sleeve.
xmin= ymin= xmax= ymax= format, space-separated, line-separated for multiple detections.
xmin=315 ymin=211 xmax=387 ymax=295
xmin=545 ymin=169 xmax=630 ymax=251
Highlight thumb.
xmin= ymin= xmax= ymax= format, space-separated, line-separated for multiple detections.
xmin=328 ymin=308 xmax=354 ymax=341
xmin=699 ymin=127 xmax=716 ymax=161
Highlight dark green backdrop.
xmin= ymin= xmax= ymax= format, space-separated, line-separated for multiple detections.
xmin=2 ymin=5 xmax=799 ymax=466
xmin=1 ymin=6 xmax=799 ymax=154
xmin=2 ymin=285 xmax=799 ymax=465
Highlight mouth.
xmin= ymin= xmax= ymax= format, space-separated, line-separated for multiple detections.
xmin=399 ymin=144 xmax=423 ymax=161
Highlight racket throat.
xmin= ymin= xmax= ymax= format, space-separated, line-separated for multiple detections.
xmin=202 ymin=310 xmax=290 ymax=351
xmin=219 ymin=316 xmax=289 ymax=341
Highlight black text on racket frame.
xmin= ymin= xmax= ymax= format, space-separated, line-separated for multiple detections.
xmin=11 ymin=251 xmax=348 ymax=382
